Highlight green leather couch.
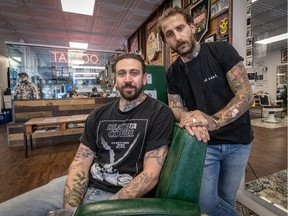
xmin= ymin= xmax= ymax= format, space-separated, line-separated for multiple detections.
xmin=74 ymin=123 xmax=207 ymax=216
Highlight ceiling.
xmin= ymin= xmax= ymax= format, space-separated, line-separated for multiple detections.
xmin=252 ymin=0 xmax=287 ymax=50
xmin=0 ymin=0 xmax=165 ymax=58
xmin=0 ymin=0 xmax=286 ymax=60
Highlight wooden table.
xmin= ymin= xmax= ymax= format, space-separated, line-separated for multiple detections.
xmin=23 ymin=114 xmax=88 ymax=157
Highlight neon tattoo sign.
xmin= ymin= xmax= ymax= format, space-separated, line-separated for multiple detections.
xmin=51 ymin=51 xmax=99 ymax=64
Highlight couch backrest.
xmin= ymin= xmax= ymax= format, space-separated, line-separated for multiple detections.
xmin=156 ymin=123 xmax=207 ymax=204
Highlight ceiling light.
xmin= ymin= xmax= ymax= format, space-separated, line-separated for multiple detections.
xmin=255 ymin=33 xmax=288 ymax=45
xmin=72 ymin=66 xmax=105 ymax=69
xmin=73 ymin=72 xmax=99 ymax=75
xmin=69 ymin=42 xmax=88 ymax=49
xmin=61 ymin=0 xmax=95 ymax=16
xmin=11 ymin=57 xmax=21 ymax=62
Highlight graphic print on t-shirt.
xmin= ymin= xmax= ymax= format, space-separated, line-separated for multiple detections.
xmin=90 ymin=119 xmax=148 ymax=187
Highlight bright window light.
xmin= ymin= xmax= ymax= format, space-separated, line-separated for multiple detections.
xmin=73 ymin=72 xmax=99 ymax=75
xmin=12 ymin=57 xmax=21 ymax=62
xmin=69 ymin=42 xmax=88 ymax=49
xmin=255 ymin=33 xmax=288 ymax=45
xmin=61 ymin=0 xmax=95 ymax=16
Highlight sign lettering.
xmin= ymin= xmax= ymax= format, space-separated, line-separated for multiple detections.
xmin=51 ymin=51 xmax=99 ymax=64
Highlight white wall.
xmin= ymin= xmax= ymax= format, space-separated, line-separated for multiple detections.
xmin=232 ymin=0 xmax=247 ymax=59
xmin=0 ymin=55 xmax=8 ymax=90
xmin=0 ymin=55 xmax=8 ymax=110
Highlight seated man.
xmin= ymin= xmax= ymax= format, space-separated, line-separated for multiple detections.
xmin=0 ymin=53 xmax=174 ymax=216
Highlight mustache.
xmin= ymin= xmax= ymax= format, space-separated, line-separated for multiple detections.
xmin=176 ymin=40 xmax=186 ymax=47
xmin=122 ymin=82 xmax=136 ymax=88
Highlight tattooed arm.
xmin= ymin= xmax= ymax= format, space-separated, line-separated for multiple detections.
xmin=177 ymin=61 xmax=254 ymax=132
xmin=167 ymin=94 xmax=188 ymax=122
xmin=168 ymin=61 xmax=253 ymax=140
xmin=63 ymin=143 xmax=95 ymax=208
xmin=168 ymin=94 xmax=210 ymax=141
xmin=110 ymin=145 xmax=168 ymax=199
xmin=210 ymin=61 xmax=254 ymax=128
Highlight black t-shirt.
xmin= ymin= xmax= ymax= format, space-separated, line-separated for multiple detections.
xmin=166 ymin=41 xmax=253 ymax=145
xmin=80 ymin=96 xmax=174 ymax=192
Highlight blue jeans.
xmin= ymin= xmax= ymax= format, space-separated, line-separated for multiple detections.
xmin=0 ymin=176 xmax=114 ymax=216
xmin=199 ymin=144 xmax=251 ymax=216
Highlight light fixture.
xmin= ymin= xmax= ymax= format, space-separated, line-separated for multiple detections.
xmin=61 ymin=0 xmax=95 ymax=16
xmin=255 ymin=33 xmax=288 ymax=45
xmin=69 ymin=42 xmax=88 ymax=49
xmin=73 ymin=72 xmax=99 ymax=75
xmin=72 ymin=66 xmax=105 ymax=69
xmin=11 ymin=57 xmax=21 ymax=62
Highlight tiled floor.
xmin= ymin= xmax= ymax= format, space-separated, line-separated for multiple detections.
xmin=245 ymin=169 xmax=288 ymax=212
xmin=251 ymin=116 xmax=287 ymax=129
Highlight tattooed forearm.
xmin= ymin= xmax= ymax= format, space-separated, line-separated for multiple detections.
xmin=168 ymin=94 xmax=188 ymax=121
xmin=144 ymin=145 xmax=168 ymax=166
xmin=74 ymin=146 xmax=95 ymax=161
xmin=111 ymin=172 xmax=153 ymax=199
xmin=64 ymin=171 xmax=89 ymax=207
xmin=64 ymin=144 xmax=95 ymax=208
xmin=216 ymin=61 xmax=254 ymax=127
xmin=68 ymin=146 xmax=94 ymax=173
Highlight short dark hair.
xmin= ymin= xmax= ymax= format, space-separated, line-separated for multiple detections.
xmin=112 ymin=53 xmax=146 ymax=74
xmin=158 ymin=6 xmax=194 ymax=42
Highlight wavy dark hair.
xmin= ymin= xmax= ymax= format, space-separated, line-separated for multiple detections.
xmin=158 ymin=7 xmax=194 ymax=42
xmin=112 ymin=53 xmax=146 ymax=74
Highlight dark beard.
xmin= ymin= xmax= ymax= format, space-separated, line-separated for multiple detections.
xmin=173 ymin=35 xmax=196 ymax=56
xmin=119 ymin=83 xmax=143 ymax=101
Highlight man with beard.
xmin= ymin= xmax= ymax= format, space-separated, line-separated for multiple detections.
xmin=157 ymin=7 xmax=254 ymax=216
xmin=0 ymin=53 xmax=174 ymax=216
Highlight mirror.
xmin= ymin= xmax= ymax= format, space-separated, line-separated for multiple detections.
xmin=243 ymin=0 xmax=287 ymax=215
xmin=277 ymin=65 xmax=287 ymax=88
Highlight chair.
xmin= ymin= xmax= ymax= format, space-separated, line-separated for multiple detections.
xmin=259 ymin=93 xmax=284 ymax=123
xmin=74 ymin=123 xmax=207 ymax=216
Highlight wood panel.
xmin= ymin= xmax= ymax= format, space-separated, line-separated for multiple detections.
xmin=7 ymin=98 xmax=117 ymax=146
xmin=15 ymin=111 xmax=53 ymax=121
xmin=58 ymin=104 xmax=97 ymax=111
xmin=13 ymin=97 xmax=117 ymax=122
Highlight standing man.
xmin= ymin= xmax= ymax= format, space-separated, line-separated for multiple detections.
xmin=0 ymin=53 xmax=174 ymax=216
xmin=14 ymin=72 xmax=39 ymax=100
xmin=158 ymin=7 xmax=254 ymax=216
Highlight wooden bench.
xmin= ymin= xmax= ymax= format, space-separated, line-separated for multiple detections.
xmin=23 ymin=114 xmax=88 ymax=157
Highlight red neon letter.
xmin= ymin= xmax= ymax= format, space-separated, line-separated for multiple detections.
xmin=90 ymin=54 xmax=99 ymax=64
xmin=51 ymin=51 xmax=59 ymax=62
xmin=59 ymin=52 xmax=67 ymax=62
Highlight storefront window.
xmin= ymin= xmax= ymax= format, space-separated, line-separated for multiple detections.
xmin=7 ymin=43 xmax=117 ymax=100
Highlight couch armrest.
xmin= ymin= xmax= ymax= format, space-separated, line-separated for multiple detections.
xmin=74 ymin=198 xmax=201 ymax=216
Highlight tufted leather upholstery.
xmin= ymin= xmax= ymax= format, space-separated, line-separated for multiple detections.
xmin=74 ymin=123 xmax=207 ymax=216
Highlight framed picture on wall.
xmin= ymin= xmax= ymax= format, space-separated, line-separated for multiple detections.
xmin=190 ymin=0 xmax=210 ymax=42
xmin=281 ymin=48 xmax=287 ymax=63
xmin=210 ymin=0 xmax=229 ymax=19
xmin=182 ymin=0 xmax=191 ymax=8
xmin=204 ymin=34 xmax=216 ymax=43
xmin=129 ymin=33 xmax=139 ymax=53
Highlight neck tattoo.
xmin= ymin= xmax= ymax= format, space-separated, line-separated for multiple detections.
xmin=120 ymin=94 xmax=147 ymax=112
xmin=181 ymin=42 xmax=200 ymax=63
